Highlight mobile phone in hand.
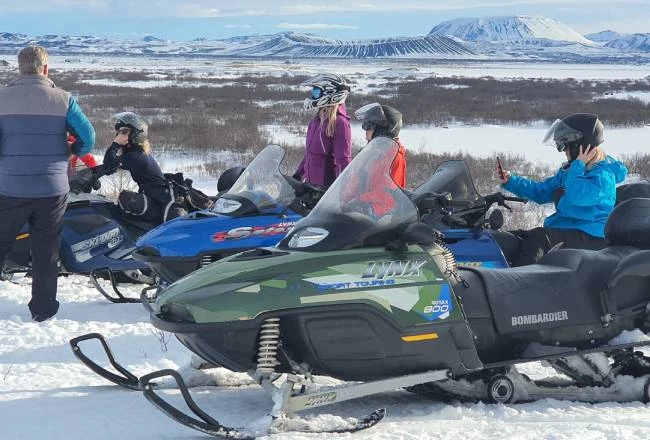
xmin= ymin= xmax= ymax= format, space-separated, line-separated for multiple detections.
xmin=497 ymin=156 xmax=506 ymax=180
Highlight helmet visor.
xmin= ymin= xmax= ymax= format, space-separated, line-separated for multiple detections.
xmin=311 ymin=87 xmax=323 ymax=100
xmin=542 ymin=119 xmax=584 ymax=152
xmin=354 ymin=103 xmax=387 ymax=125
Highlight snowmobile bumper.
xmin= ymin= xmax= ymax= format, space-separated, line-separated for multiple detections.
xmin=132 ymin=247 xmax=199 ymax=284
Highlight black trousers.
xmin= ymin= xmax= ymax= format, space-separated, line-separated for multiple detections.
xmin=491 ymin=227 xmax=606 ymax=267
xmin=0 ymin=194 xmax=67 ymax=319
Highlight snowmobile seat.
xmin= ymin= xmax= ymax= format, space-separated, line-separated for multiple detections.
xmin=459 ymin=246 xmax=637 ymax=336
xmin=459 ymin=198 xmax=650 ymax=336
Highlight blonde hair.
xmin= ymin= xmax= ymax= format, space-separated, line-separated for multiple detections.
xmin=586 ymin=146 xmax=606 ymax=170
xmin=318 ymin=105 xmax=339 ymax=138
xmin=18 ymin=46 xmax=48 ymax=74
xmin=140 ymin=139 xmax=151 ymax=155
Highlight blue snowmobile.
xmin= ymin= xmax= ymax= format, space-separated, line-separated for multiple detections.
xmin=133 ymin=144 xmax=325 ymax=286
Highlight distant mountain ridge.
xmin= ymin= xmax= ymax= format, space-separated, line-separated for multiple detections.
xmin=0 ymin=15 xmax=648 ymax=61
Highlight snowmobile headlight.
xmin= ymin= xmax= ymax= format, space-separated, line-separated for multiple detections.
xmin=212 ymin=198 xmax=241 ymax=214
xmin=287 ymin=227 xmax=329 ymax=248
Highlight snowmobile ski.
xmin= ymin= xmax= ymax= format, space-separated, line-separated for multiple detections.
xmin=140 ymin=367 xmax=436 ymax=438
xmin=69 ymin=332 xmax=142 ymax=390
xmin=89 ymin=267 xmax=154 ymax=303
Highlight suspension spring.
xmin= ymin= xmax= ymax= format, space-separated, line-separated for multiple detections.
xmin=200 ymin=255 xmax=212 ymax=267
xmin=256 ymin=317 xmax=281 ymax=376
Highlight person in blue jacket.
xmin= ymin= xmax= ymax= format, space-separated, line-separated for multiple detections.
xmin=495 ymin=113 xmax=627 ymax=266
xmin=0 ymin=46 xmax=95 ymax=321
xmin=103 ymin=112 xmax=181 ymax=224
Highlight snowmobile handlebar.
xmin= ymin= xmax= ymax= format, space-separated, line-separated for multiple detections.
xmin=483 ymin=192 xmax=528 ymax=211
xmin=411 ymin=192 xmax=475 ymax=213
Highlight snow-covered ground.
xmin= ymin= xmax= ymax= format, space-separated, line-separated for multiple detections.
xmin=2 ymin=276 xmax=650 ymax=440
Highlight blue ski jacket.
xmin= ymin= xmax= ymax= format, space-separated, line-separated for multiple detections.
xmin=502 ymin=156 xmax=628 ymax=238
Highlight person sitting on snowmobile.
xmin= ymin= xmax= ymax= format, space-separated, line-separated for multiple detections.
xmin=103 ymin=112 xmax=184 ymax=224
xmin=494 ymin=113 xmax=628 ymax=266
xmin=344 ymin=103 xmax=407 ymax=218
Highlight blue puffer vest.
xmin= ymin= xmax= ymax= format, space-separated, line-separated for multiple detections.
xmin=0 ymin=75 xmax=71 ymax=197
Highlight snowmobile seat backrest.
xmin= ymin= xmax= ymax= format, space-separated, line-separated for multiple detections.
xmin=615 ymin=182 xmax=650 ymax=205
xmin=605 ymin=197 xmax=650 ymax=249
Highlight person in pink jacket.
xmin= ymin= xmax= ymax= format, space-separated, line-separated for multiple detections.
xmin=293 ymin=73 xmax=352 ymax=187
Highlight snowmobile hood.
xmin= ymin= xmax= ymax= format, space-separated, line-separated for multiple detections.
xmin=152 ymin=245 xmax=457 ymax=326
xmin=135 ymin=209 xmax=302 ymax=258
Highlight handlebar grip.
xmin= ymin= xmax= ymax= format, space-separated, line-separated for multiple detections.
xmin=505 ymin=196 xmax=528 ymax=204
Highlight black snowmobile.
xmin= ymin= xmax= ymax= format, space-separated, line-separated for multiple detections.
xmin=69 ymin=137 xmax=650 ymax=438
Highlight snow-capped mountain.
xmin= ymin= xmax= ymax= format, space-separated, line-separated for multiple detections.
xmin=604 ymin=33 xmax=650 ymax=52
xmin=429 ymin=15 xmax=593 ymax=44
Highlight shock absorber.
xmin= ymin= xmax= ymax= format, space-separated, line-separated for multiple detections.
xmin=256 ymin=317 xmax=281 ymax=380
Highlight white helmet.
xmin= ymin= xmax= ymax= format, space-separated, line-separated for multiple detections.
xmin=302 ymin=73 xmax=350 ymax=110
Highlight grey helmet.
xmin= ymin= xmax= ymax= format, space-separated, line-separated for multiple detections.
xmin=542 ymin=113 xmax=604 ymax=161
xmin=302 ymin=73 xmax=350 ymax=110
xmin=113 ymin=111 xmax=148 ymax=144
xmin=354 ymin=103 xmax=403 ymax=139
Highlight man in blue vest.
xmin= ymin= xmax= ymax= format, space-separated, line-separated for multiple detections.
xmin=0 ymin=46 xmax=95 ymax=322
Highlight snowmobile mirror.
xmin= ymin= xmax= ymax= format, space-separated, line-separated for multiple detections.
xmin=487 ymin=209 xmax=504 ymax=230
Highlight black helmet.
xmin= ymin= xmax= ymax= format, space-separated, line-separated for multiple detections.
xmin=217 ymin=166 xmax=245 ymax=193
xmin=112 ymin=111 xmax=148 ymax=144
xmin=354 ymin=103 xmax=403 ymax=139
xmin=302 ymin=73 xmax=350 ymax=110
xmin=542 ymin=113 xmax=604 ymax=161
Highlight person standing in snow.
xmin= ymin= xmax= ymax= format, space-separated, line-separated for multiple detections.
xmin=0 ymin=45 xmax=95 ymax=322
xmin=293 ymin=73 xmax=352 ymax=188
xmin=493 ymin=113 xmax=627 ymax=266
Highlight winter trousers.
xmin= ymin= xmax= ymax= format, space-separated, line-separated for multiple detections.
xmin=491 ymin=227 xmax=606 ymax=267
xmin=0 ymin=194 xmax=67 ymax=320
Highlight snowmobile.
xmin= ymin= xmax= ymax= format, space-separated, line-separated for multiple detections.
xmin=3 ymin=165 xmax=219 ymax=303
xmin=133 ymin=145 xmax=524 ymax=290
xmin=132 ymin=144 xmax=326 ymax=286
xmin=127 ymin=136 xmax=650 ymax=438
xmin=68 ymin=148 xmax=528 ymax=391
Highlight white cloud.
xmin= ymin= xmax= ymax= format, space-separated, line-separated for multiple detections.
xmin=277 ymin=23 xmax=358 ymax=30
xmin=226 ymin=24 xmax=252 ymax=29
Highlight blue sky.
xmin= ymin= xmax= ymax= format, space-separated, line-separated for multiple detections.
xmin=0 ymin=0 xmax=647 ymax=41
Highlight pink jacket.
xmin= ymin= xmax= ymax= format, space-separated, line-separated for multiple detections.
xmin=295 ymin=104 xmax=351 ymax=186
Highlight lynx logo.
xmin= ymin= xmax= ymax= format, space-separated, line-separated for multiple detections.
xmin=304 ymin=391 xmax=337 ymax=408
xmin=362 ymin=259 xmax=427 ymax=279
xmin=71 ymin=228 xmax=123 ymax=262
xmin=511 ymin=311 xmax=568 ymax=327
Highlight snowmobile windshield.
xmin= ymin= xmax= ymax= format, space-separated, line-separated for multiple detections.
xmin=281 ymin=137 xmax=418 ymax=251
xmin=414 ymin=160 xmax=480 ymax=203
xmin=211 ymin=145 xmax=295 ymax=215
